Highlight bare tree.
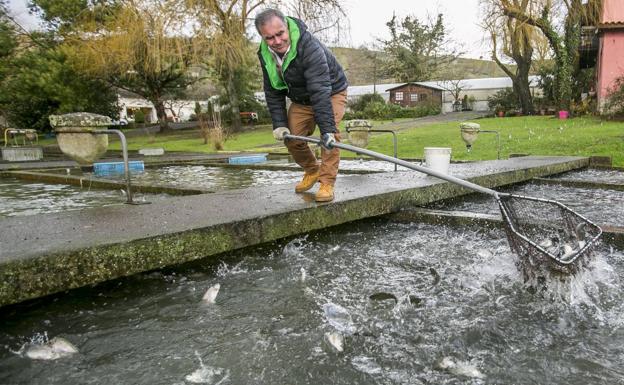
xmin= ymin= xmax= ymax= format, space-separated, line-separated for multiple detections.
xmin=281 ymin=0 xmax=349 ymax=46
xmin=481 ymin=0 xmax=537 ymax=114
xmin=436 ymin=75 xmax=470 ymax=111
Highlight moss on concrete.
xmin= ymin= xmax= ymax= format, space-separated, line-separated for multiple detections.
xmin=0 ymin=156 xmax=591 ymax=307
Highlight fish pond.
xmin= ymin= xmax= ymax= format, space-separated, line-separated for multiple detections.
xmin=1 ymin=218 xmax=622 ymax=384
xmin=0 ymin=177 xmax=161 ymax=217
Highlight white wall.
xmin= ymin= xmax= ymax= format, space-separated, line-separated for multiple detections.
xmin=118 ymin=97 xmax=210 ymax=122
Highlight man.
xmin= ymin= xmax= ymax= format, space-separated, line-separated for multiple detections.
xmin=255 ymin=8 xmax=348 ymax=202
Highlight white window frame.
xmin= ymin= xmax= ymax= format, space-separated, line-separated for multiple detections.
xmin=410 ymin=93 xmax=418 ymax=102
xmin=395 ymin=91 xmax=403 ymax=101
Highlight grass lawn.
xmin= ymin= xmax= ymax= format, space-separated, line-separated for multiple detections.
xmin=363 ymin=116 xmax=624 ymax=166
xmin=105 ymin=119 xmax=410 ymax=153
xmin=100 ymin=116 xmax=623 ymax=166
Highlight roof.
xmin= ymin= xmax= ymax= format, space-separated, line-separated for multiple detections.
xmin=385 ymin=82 xmax=445 ymax=92
xmin=346 ymin=76 xmax=540 ymax=97
xmin=600 ymin=0 xmax=624 ymax=26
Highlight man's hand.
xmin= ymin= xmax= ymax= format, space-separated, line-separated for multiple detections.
xmin=321 ymin=133 xmax=337 ymax=149
xmin=273 ymin=127 xmax=290 ymax=141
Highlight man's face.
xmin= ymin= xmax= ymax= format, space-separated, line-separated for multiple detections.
xmin=259 ymin=16 xmax=290 ymax=55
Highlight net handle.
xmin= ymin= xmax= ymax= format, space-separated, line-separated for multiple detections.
xmin=284 ymin=134 xmax=498 ymax=197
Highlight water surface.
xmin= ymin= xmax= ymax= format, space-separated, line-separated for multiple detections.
xmin=1 ymin=219 xmax=622 ymax=384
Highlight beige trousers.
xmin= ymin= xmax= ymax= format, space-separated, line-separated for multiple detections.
xmin=286 ymin=90 xmax=347 ymax=185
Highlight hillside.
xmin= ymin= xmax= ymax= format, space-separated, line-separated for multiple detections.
xmin=331 ymin=47 xmax=515 ymax=85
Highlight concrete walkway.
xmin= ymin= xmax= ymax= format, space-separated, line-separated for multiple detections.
xmin=0 ymin=156 xmax=588 ymax=307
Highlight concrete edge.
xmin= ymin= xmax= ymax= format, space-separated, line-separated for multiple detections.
xmin=388 ymin=207 xmax=624 ymax=249
xmin=0 ymin=156 xmax=590 ymax=307
xmin=0 ymin=170 xmax=206 ymax=196
xmin=532 ymin=177 xmax=624 ymax=192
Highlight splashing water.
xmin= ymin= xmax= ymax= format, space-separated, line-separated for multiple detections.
xmin=0 ymin=219 xmax=623 ymax=384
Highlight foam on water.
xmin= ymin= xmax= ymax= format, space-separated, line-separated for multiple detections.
xmin=1 ymin=219 xmax=623 ymax=384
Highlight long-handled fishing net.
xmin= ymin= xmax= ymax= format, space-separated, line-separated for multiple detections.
xmin=285 ymin=134 xmax=602 ymax=280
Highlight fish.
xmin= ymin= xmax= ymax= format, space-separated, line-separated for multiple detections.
xmin=324 ymin=332 xmax=344 ymax=352
xmin=408 ymin=295 xmax=424 ymax=307
xmin=369 ymin=292 xmax=398 ymax=302
xmin=202 ymin=283 xmax=220 ymax=304
xmin=435 ymin=357 xmax=485 ymax=379
xmin=24 ymin=337 xmax=79 ymax=360
xmin=300 ymin=267 xmax=307 ymax=282
xmin=429 ymin=267 xmax=440 ymax=286
xmin=559 ymin=244 xmax=576 ymax=261
xmin=538 ymin=239 xmax=553 ymax=249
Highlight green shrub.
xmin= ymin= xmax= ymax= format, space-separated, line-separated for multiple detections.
xmin=487 ymin=88 xmax=519 ymax=113
xmin=605 ymin=76 xmax=624 ymax=117
xmin=134 ymin=109 xmax=145 ymax=124
xmin=348 ymin=93 xmax=386 ymax=113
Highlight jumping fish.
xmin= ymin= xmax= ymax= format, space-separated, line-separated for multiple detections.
xmin=202 ymin=283 xmax=220 ymax=304
xmin=324 ymin=332 xmax=344 ymax=352
xmin=435 ymin=357 xmax=485 ymax=379
xmin=24 ymin=337 xmax=79 ymax=360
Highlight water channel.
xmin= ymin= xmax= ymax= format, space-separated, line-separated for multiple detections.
xmin=1 ymin=219 xmax=622 ymax=384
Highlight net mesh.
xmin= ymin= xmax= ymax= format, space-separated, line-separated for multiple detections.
xmin=497 ymin=194 xmax=602 ymax=280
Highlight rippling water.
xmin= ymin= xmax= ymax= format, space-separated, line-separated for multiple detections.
xmin=430 ymin=182 xmax=624 ymax=227
xmin=0 ymin=178 xmax=160 ymax=217
xmin=88 ymin=165 xmax=349 ymax=191
xmin=1 ymin=220 xmax=622 ymax=384
xmin=553 ymin=168 xmax=624 ymax=185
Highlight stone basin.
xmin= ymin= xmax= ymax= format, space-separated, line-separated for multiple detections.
xmin=49 ymin=112 xmax=112 ymax=166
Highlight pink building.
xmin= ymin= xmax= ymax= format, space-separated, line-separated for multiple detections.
xmin=596 ymin=0 xmax=624 ymax=112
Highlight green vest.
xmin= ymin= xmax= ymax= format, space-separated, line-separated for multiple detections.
xmin=259 ymin=17 xmax=300 ymax=91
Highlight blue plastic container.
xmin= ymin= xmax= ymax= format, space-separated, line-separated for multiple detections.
xmin=93 ymin=161 xmax=145 ymax=176
xmin=228 ymin=154 xmax=268 ymax=165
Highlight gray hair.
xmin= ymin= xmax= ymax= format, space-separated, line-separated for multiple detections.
xmin=254 ymin=8 xmax=286 ymax=33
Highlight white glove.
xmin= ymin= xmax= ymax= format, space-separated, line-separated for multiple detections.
xmin=321 ymin=133 xmax=336 ymax=149
xmin=273 ymin=127 xmax=290 ymax=141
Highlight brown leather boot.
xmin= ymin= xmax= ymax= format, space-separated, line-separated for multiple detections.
xmin=295 ymin=171 xmax=320 ymax=193
xmin=315 ymin=183 xmax=334 ymax=202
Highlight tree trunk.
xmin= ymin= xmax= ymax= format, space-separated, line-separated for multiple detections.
xmin=226 ymin=71 xmax=242 ymax=132
xmin=514 ymin=59 xmax=534 ymax=115
xmin=153 ymin=98 xmax=171 ymax=133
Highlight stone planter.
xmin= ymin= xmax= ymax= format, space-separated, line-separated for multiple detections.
xmin=345 ymin=119 xmax=372 ymax=148
xmin=49 ymin=112 xmax=112 ymax=166
xmin=460 ymin=122 xmax=480 ymax=151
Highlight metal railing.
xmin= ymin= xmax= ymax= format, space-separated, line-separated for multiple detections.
xmin=4 ymin=129 xmax=38 ymax=147
xmin=479 ymin=129 xmax=501 ymax=160
xmin=345 ymin=127 xmax=398 ymax=171
xmin=55 ymin=129 xmax=148 ymax=205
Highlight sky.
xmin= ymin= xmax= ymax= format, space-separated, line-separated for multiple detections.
xmin=343 ymin=0 xmax=488 ymax=59
xmin=6 ymin=0 xmax=489 ymax=59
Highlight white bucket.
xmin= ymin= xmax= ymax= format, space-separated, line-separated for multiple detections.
xmin=424 ymin=147 xmax=451 ymax=174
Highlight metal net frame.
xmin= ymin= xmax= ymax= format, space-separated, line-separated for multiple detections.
xmin=496 ymin=193 xmax=603 ymax=280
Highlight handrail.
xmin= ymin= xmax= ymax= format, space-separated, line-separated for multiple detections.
xmin=4 ymin=129 xmax=39 ymax=147
xmin=54 ymin=129 xmax=148 ymax=205
xmin=345 ymin=127 xmax=398 ymax=171
xmin=479 ymin=129 xmax=501 ymax=160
